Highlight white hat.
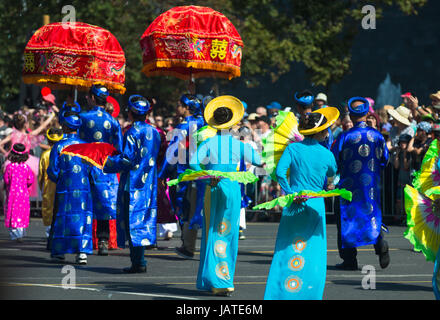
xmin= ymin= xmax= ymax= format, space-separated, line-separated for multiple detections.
xmin=247 ymin=113 xmax=258 ymax=121
xmin=315 ymin=93 xmax=327 ymax=103
xmin=387 ymin=106 xmax=411 ymax=126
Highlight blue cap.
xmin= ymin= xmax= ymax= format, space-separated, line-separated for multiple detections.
xmin=268 ymin=101 xmax=282 ymax=110
xmin=348 ymin=97 xmax=369 ymax=116
xmin=294 ymin=92 xmax=314 ymax=107
xmin=241 ymin=101 xmax=248 ymax=110
xmin=61 ymin=101 xmax=81 ymax=113
xmin=180 ymin=94 xmax=201 ymax=114
xmin=90 ymin=84 xmax=109 ymax=99
xmin=59 ymin=110 xmax=82 ymax=129
xmin=128 ymin=95 xmax=150 ymax=115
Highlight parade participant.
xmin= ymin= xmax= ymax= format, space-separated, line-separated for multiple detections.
xmin=3 ymin=143 xmax=34 ymax=242
xmin=264 ymin=107 xmax=339 ymax=300
xmin=294 ymin=90 xmax=333 ymax=150
xmin=47 ymin=111 xmax=93 ymax=264
xmin=159 ymin=94 xmax=205 ymax=259
xmin=332 ymin=97 xmax=390 ymax=270
xmin=103 ymin=95 xmax=160 ymax=273
xmin=189 ymin=96 xmax=263 ymax=297
xmin=79 ymin=84 xmax=122 ymax=256
xmin=38 ymin=128 xmax=63 ymax=238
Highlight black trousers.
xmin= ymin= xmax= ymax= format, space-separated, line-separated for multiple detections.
xmin=96 ymin=219 xmax=109 ymax=242
xmin=334 ymin=197 xmax=388 ymax=264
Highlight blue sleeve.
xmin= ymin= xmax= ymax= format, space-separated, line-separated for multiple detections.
xmin=275 ymin=146 xmax=293 ymax=195
xmin=47 ymin=144 xmax=60 ymax=183
xmin=158 ymin=124 xmax=185 ymax=178
xmin=113 ymin=119 xmax=123 ymax=153
xmin=379 ymin=135 xmax=390 ymax=168
xmin=331 ymin=132 xmax=344 ymax=168
xmin=103 ymin=131 xmax=138 ymax=174
xmin=241 ymin=141 xmax=262 ymax=166
xmin=326 ymin=151 xmax=338 ymax=177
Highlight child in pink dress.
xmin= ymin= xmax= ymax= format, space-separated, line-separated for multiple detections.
xmin=3 ymin=143 xmax=34 ymax=242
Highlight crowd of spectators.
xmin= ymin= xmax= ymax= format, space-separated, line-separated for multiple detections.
xmin=1 ymin=88 xmax=440 ymax=223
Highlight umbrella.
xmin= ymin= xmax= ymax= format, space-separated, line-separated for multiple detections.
xmin=166 ymin=169 xmax=258 ymax=186
xmin=404 ymin=185 xmax=440 ymax=262
xmin=261 ymin=111 xmax=304 ymax=181
xmin=140 ymin=5 xmax=243 ymax=81
xmin=22 ymin=22 xmax=126 ymax=95
xmin=252 ymin=189 xmax=352 ymax=210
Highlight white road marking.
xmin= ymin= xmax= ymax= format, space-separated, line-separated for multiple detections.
xmin=2 ymin=282 xmax=199 ymax=300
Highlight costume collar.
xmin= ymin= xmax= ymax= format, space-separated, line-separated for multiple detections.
xmin=92 ymin=106 xmax=105 ymax=112
xmin=303 ymin=136 xmax=320 ymax=145
xmin=62 ymin=133 xmax=77 ymax=139
xmin=354 ymin=121 xmax=368 ymax=128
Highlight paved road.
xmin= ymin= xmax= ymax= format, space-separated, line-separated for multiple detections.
xmin=0 ymin=217 xmax=436 ymax=301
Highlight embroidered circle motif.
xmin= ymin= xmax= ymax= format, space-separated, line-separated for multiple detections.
xmin=375 ymin=147 xmax=383 ymax=160
xmin=284 ymin=275 xmax=302 ymax=293
xmin=215 ymin=262 xmax=231 ymax=280
xmin=292 ymin=238 xmax=306 ymax=253
xmin=218 ymin=219 xmax=231 ymax=236
xmin=368 ymin=158 xmax=376 ymax=172
xmin=288 ymin=255 xmax=305 ymax=271
xmin=214 ymin=240 xmax=228 ymax=258
xmin=358 ymin=144 xmax=370 ymax=157
xmin=342 ymin=148 xmax=353 ymax=161
xmin=349 ymin=160 xmax=362 ymax=174
xmin=367 ymin=131 xmax=377 ymax=143
xmin=349 ymin=132 xmax=362 ymax=144
xmin=94 ymin=131 xmax=103 ymax=140
xmin=360 ymin=173 xmax=372 ymax=187
xmin=72 ymin=165 xmax=81 ymax=174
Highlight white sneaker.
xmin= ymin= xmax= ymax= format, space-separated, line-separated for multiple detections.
xmin=76 ymin=253 xmax=87 ymax=265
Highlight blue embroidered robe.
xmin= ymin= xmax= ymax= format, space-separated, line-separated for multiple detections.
xmin=331 ymin=121 xmax=389 ymax=248
xmin=78 ymin=106 xmax=122 ymax=221
xmin=159 ymin=115 xmax=206 ymax=222
xmin=47 ymin=133 xmax=93 ymax=255
xmin=103 ymin=121 xmax=161 ymax=248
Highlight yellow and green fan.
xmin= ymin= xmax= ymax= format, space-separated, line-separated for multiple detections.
xmin=262 ymin=111 xmax=303 ymax=180
xmin=252 ymin=189 xmax=352 ymax=210
xmin=192 ymin=125 xmax=218 ymax=146
xmin=167 ymin=169 xmax=259 ymax=186
xmin=404 ymin=185 xmax=440 ymax=262
xmin=412 ymin=139 xmax=440 ymax=194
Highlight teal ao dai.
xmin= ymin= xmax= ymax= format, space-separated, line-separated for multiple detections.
xmin=190 ymin=133 xmax=261 ymax=292
xmin=264 ymin=138 xmax=337 ymax=300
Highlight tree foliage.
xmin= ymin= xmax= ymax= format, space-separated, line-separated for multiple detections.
xmin=0 ymin=0 xmax=427 ymax=109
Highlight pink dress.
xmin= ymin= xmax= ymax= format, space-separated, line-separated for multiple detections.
xmin=3 ymin=162 xmax=34 ymax=229
xmin=6 ymin=129 xmax=43 ymax=198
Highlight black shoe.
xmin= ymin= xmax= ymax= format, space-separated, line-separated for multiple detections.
xmin=378 ymin=243 xmax=390 ymax=269
xmin=175 ymin=246 xmax=194 ymax=259
xmin=335 ymin=261 xmax=358 ymax=271
xmin=98 ymin=240 xmax=109 ymax=256
xmin=123 ymin=265 xmax=147 ymax=273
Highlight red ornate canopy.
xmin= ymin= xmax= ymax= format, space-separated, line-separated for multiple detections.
xmin=140 ymin=5 xmax=243 ymax=80
xmin=22 ymin=22 xmax=126 ymax=94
